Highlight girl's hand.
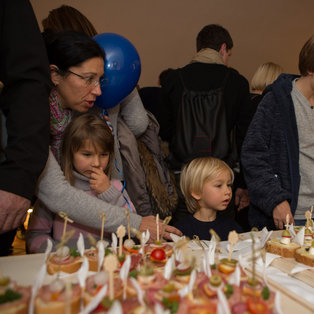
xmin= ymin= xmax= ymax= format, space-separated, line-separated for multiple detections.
xmin=89 ymin=167 xmax=110 ymax=194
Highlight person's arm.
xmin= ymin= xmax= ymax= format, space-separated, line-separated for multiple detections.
xmin=241 ymin=93 xmax=291 ymax=219
xmin=119 ymin=88 xmax=148 ymax=137
xmin=97 ymin=180 xmax=131 ymax=209
xmin=0 ymin=0 xmax=50 ymax=200
xmin=36 ymin=151 xmax=142 ymax=233
xmin=0 ymin=0 xmax=50 ymax=233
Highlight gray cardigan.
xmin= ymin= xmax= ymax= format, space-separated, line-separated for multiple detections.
xmin=36 ymin=151 xmax=142 ymax=232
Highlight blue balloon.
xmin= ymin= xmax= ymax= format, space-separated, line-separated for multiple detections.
xmin=94 ymin=33 xmax=141 ymax=109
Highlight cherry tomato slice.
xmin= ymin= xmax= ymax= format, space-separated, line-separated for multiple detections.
xmin=150 ymin=248 xmax=166 ymax=261
xmin=246 ymin=297 xmax=269 ymax=314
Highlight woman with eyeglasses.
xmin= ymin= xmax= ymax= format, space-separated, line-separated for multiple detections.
xmin=44 ymin=30 xmax=105 ymax=163
xmin=27 ymin=31 xmax=182 ymax=251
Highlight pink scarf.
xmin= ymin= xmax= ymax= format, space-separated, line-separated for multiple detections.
xmin=49 ymin=89 xmax=73 ymax=163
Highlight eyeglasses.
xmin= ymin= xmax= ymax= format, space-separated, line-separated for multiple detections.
xmin=67 ymin=70 xmax=106 ymax=88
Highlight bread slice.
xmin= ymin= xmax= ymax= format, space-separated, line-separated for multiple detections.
xmin=35 ymin=283 xmax=81 ymax=314
xmin=295 ymin=247 xmax=314 ymax=267
xmin=46 ymin=255 xmax=82 ymax=275
xmin=0 ymin=302 xmax=28 ymax=314
xmin=265 ymin=238 xmax=300 ymax=258
xmin=35 ymin=294 xmax=81 ymax=314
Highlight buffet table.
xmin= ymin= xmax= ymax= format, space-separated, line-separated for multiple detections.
xmin=0 ymin=231 xmax=314 ymax=314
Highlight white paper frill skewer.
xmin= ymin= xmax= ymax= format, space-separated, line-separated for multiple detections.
xmin=288 ymin=224 xmax=297 ymax=239
xmin=119 ymin=254 xmax=131 ymax=300
xmin=294 ymin=226 xmax=305 ymax=246
xmin=111 ymin=232 xmax=118 ymax=254
xmin=97 ymin=240 xmax=105 ymax=273
xmin=44 ymin=238 xmax=53 ymax=260
xmin=155 ymin=302 xmax=170 ymax=314
xmin=228 ymin=263 xmax=241 ymax=287
xmin=28 ymin=239 xmax=51 ymax=314
xmin=202 ymin=241 xmax=216 ymax=278
xmin=77 ymin=232 xmax=85 ymax=257
xmin=139 ymin=230 xmax=150 ymax=255
xmin=130 ymin=277 xmax=145 ymax=306
xmin=178 ymin=269 xmax=196 ymax=297
xmin=259 ymin=227 xmax=273 ymax=248
xmin=170 ymin=233 xmax=185 ymax=243
xmin=107 ymin=301 xmax=123 ymax=314
xmin=82 ymin=284 xmax=108 ymax=314
xmin=217 ymin=288 xmax=231 ymax=314
xmin=164 ymin=254 xmax=175 ymax=280
xmin=77 ymin=256 xmax=89 ymax=290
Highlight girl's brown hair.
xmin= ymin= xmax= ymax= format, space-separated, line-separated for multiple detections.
xmin=61 ymin=113 xmax=114 ymax=185
xmin=42 ymin=5 xmax=98 ymax=37
xmin=299 ymin=35 xmax=314 ymax=76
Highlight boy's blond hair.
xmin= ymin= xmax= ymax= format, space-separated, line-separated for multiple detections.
xmin=180 ymin=157 xmax=234 ymax=214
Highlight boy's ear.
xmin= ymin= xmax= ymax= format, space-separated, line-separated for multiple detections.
xmin=50 ymin=65 xmax=61 ymax=86
xmin=191 ymin=191 xmax=201 ymax=200
xmin=219 ymin=43 xmax=227 ymax=55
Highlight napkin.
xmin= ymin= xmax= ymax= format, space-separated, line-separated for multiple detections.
xmin=290 ymin=263 xmax=313 ymax=274
xmin=255 ymin=264 xmax=314 ymax=305
xmin=256 ymin=252 xmax=280 ymax=268
xmin=274 ymin=292 xmax=283 ymax=314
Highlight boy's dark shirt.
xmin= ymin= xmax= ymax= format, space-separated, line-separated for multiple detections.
xmin=174 ymin=214 xmax=243 ymax=241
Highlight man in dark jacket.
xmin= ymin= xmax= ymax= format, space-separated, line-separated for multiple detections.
xmin=0 ymin=0 xmax=50 ymax=255
xmin=157 ymin=24 xmax=252 ymax=223
xmin=241 ymin=35 xmax=314 ymax=230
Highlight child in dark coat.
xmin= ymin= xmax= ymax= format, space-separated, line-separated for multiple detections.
xmin=174 ymin=157 xmax=242 ymax=241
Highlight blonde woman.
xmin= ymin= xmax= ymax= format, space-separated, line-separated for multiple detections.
xmin=250 ymin=62 xmax=283 ymax=111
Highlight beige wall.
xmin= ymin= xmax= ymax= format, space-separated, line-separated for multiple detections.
xmin=30 ymin=0 xmax=314 ymax=87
